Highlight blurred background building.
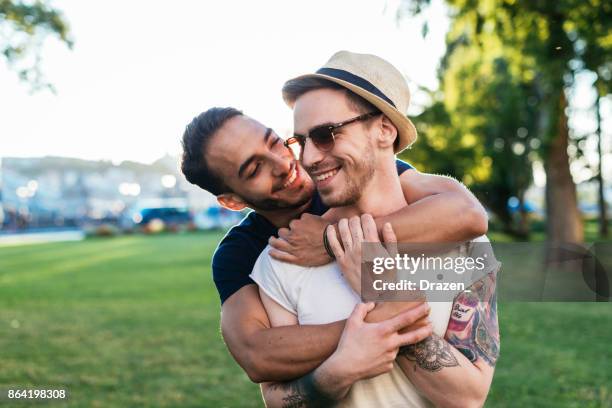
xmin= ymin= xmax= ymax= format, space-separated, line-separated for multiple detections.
xmin=0 ymin=154 xmax=242 ymax=233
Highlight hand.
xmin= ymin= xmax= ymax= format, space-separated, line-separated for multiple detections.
xmin=268 ymin=213 xmax=332 ymax=266
xmin=324 ymin=302 xmax=433 ymax=384
xmin=326 ymin=214 xmax=397 ymax=295
xmin=367 ymin=301 xmax=431 ymax=334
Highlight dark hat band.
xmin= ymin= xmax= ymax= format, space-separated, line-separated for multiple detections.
xmin=316 ymin=67 xmax=396 ymax=108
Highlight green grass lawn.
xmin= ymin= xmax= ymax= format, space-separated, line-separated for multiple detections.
xmin=1 ymin=232 xmax=611 ymax=407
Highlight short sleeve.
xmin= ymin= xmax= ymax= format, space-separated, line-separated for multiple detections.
xmin=212 ymin=211 xmax=277 ymax=304
xmin=250 ymin=248 xmax=298 ymax=315
xmin=212 ymin=239 xmax=258 ymax=304
xmin=395 ymin=159 xmax=414 ymax=174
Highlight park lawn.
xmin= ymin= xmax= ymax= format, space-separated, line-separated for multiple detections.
xmin=0 ymin=232 xmax=611 ymax=407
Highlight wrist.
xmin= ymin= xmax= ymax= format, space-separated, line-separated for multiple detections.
xmin=322 ymin=224 xmax=336 ymax=260
xmin=316 ymin=353 xmax=358 ymax=397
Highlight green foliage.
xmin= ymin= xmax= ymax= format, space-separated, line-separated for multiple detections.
xmin=400 ymin=0 xmax=611 ymax=237
xmin=0 ymin=0 xmax=72 ymax=91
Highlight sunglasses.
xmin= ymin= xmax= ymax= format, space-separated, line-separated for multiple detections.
xmin=284 ymin=111 xmax=380 ymax=152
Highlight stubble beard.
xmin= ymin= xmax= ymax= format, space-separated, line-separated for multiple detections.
xmin=322 ymin=142 xmax=376 ymax=208
xmin=247 ymin=183 xmax=314 ymax=212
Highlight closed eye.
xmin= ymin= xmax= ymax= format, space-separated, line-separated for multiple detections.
xmin=247 ymin=162 xmax=261 ymax=179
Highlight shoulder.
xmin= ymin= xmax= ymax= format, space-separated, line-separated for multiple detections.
xmin=212 ymin=211 xmax=278 ymax=304
xmin=213 ymin=211 xmax=275 ymax=265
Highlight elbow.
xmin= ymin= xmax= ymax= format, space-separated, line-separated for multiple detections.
xmin=458 ymin=382 xmax=491 ymax=408
xmin=465 ymin=389 xmax=490 ymax=408
xmin=240 ymin=349 xmax=268 ymax=383
xmin=246 ymin=370 xmax=266 ymax=384
xmin=442 ymin=390 xmax=488 ymax=408
xmin=221 ymin=330 xmax=268 ymax=383
xmin=464 ymin=201 xmax=488 ymax=238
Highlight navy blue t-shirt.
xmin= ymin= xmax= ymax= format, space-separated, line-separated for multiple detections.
xmin=212 ymin=159 xmax=414 ymax=304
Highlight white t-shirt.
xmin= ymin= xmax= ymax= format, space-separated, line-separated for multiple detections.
xmin=250 ymin=247 xmax=462 ymax=407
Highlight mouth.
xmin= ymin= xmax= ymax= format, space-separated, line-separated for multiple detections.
xmin=310 ymin=166 xmax=341 ymax=188
xmin=280 ymin=164 xmax=300 ymax=190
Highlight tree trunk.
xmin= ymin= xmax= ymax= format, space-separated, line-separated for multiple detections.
xmin=595 ymin=95 xmax=608 ymax=238
xmin=544 ymin=91 xmax=584 ymax=244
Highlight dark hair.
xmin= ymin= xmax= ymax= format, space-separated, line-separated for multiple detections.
xmin=181 ymin=107 xmax=242 ymax=196
xmin=282 ymin=77 xmax=378 ymax=114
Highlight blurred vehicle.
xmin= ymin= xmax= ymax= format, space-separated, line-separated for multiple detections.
xmin=194 ymin=206 xmax=244 ymax=230
xmin=121 ymin=199 xmax=192 ymax=231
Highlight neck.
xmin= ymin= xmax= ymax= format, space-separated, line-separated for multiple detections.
xmin=258 ymin=199 xmax=313 ymax=228
xmin=330 ymin=157 xmax=406 ymax=221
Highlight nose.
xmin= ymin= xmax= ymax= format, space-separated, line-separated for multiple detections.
xmin=301 ymin=137 xmax=324 ymax=170
xmin=270 ymin=150 xmax=292 ymax=177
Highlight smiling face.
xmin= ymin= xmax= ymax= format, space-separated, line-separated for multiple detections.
xmin=294 ymin=88 xmax=378 ymax=208
xmin=206 ymin=115 xmax=315 ymax=212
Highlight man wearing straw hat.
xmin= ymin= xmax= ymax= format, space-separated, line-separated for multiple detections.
xmin=180 ymin=53 xmax=494 ymax=404
xmin=247 ymin=51 xmax=499 ymax=407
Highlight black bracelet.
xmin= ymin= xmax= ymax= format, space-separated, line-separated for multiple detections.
xmin=323 ymin=224 xmax=336 ymax=260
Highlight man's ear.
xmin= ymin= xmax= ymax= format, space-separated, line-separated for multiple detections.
xmin=377 ymin=115 xmax=398 ymax=150
xmin=217 ymin=193 xmax=248 ymax=211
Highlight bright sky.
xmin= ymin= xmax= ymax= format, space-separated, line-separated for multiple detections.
xmin=0 ymin=0 xmax=449 ymax=164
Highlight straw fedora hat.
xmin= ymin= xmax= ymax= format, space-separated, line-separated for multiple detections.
xmin=282 ymin=50 xmax=417 ymax=153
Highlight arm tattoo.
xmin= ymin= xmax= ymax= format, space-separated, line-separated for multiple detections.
xmin=268 ymin=372 xmax=335 ymax=408
xmin=398 ymin=334 xmax=460 ymax=372
xmin=445 ymin=269 xmax=500 ymax=366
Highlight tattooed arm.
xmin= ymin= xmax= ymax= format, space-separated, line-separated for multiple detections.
xmin=260 ymin=359 xmax=350 ymax=408
xmin=395 ymin=269 xmax=500 ymax=408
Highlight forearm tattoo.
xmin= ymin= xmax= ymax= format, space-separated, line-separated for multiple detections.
xmin=268 ymin=372 xmax=335 ymax=408
xmin=445 ymin=269 xmax=500 ymax=366
xmin=397 ymin=269 xmax=500 ymax=372
xmin=398 ymin=334 xmax=460 ymax=372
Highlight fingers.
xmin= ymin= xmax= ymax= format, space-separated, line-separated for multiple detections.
xmin=382 ymin=222 xmax=397 ymax=243
xmin=277 ymin=227 xmax=290 ymax=240
xmin=349 ymin=302 xmax=375 ymax=324
xmin=268 ymin=236 xmax=293 ymax=253
xmin=338 ymin=218 xmax=353 ymax=250
xmin=396 ymin=324 xmax=434 ymax=347
xmin=327 ymin=225 xmax=345 ymax=259
xmin=268 ymin=248 xmax=300 ymax=263
xmin=348 ymin=216 xmax=364 ymax=246
xmin=361 ymin=214 xmax=379 ymax=242
xmin=382 ymin=222 xmax=398 ymax=257
xmin=384 ymin=302 xmax=430 ymax=334
xmin=398 ymin=315 xmax=431 ymax=334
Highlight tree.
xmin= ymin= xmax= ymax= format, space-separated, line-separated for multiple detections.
xmin=576 ymin=1 xmax=612 ymax=237
xmin=400 ymin=0 xmax=611 ymax=243
xmin=0 ymin=0 xmax=72 ymax=91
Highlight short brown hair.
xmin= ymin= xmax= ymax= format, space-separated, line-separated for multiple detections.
xmin=282 ymin=77 xmax=378 ymax=114
xmin=181 ymin=107 xmax=242 ymax=196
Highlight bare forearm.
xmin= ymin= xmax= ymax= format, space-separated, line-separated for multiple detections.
xmin=377 ymin=192 xmax=487 ymax=243
xmin=395 ymin=334 xmax=492 ymax=408
xmin=222 ymin=285 xmax=346 ymax=383
xmin=238 ymin=321 xmax=344 ymax=382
